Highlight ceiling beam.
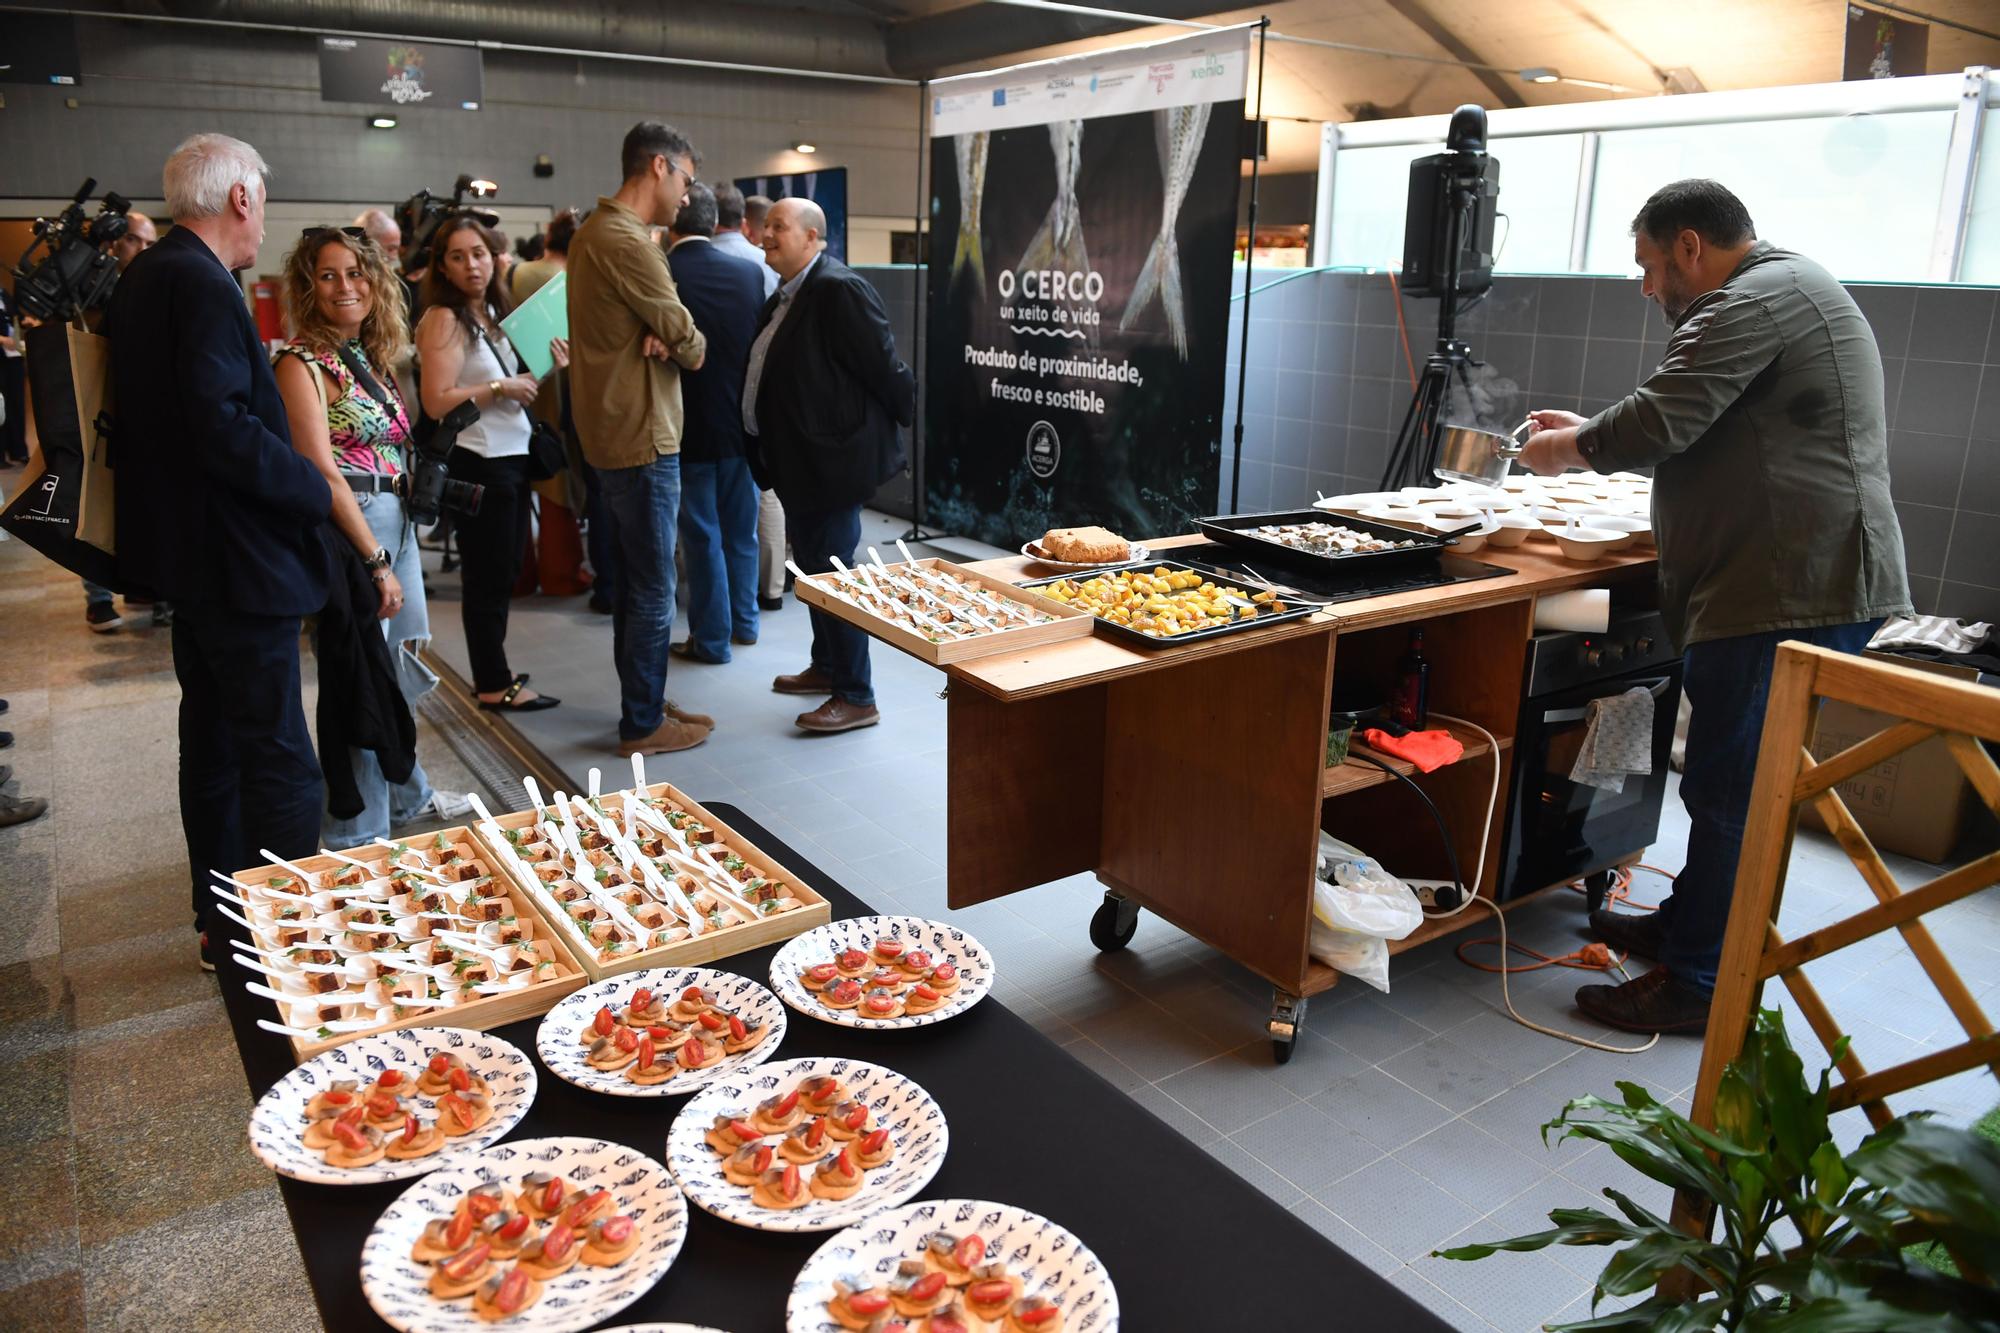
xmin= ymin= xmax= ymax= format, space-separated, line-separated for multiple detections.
xmin=1379 ymin=0 xmax=1525 ymax=109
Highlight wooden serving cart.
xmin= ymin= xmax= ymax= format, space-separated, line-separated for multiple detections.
xmin=924 ymin=533 xmax=1658 ymax=1058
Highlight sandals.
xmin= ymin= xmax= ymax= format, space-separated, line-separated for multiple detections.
xmin=477 ymin=673 xmax=561 ymax=713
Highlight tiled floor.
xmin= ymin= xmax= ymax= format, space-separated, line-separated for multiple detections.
xmin=7 ymin=504 xmax=1997 ymax=1332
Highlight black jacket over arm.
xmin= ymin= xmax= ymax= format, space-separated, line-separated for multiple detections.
xmin=314 ymin=529 xmax=416 ymax=819
xmin=665 ymin=239 xmax=766 ymax=463
xmin=104 ymin=227 xmax=331 ymax=612
xmin=749 ymin=257 xmax=914 ymax=511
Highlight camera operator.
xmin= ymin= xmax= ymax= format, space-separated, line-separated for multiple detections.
xmin=415 ymin=214 xmax=559 ymax=712
xmin=109 ymin=211 xmax=158 ymax=271
xmin=83 ymin=210 xmax=165 ymax=633
xmin=275 ymin=225 xmax=478 ymax=841
xmin=105 ymin=133 xmax=335 ymax=968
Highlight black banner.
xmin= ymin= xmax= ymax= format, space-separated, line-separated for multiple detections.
xmin=1 ymin=13 xmax=82 ymax=86
xmin=924 ymin=35 xmax=1248 ymax=550
xmin=318 ymin=35 xmax=483 ymax=111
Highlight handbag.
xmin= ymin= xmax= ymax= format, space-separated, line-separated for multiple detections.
xmin=480 ymin=326 xmax=565 ymax=482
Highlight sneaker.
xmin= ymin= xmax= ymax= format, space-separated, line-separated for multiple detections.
xmin=0 ymin=793 xmax=49 ymax=828
xmin=617 ymin=718 xmax=711 ymax=756
xmin=199 ymin=931 xmax=216 ymax=973
xmin=397 ymin=791 xmax=478 ymax=825
xmin=86 ymin=602 xmax=124 ymax=633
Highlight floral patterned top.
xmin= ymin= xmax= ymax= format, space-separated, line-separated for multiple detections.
xmin=277 ymin=339 xmax=412 ymax=476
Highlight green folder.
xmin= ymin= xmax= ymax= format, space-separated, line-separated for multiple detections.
xmin=499 ymin=270 xmax=568 ymax=381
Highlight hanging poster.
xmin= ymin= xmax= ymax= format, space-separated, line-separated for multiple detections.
xmin=735 ymin=168 xmax=849 ymax=262
xmin=924 ymin=28 xmax=1251 ymax=548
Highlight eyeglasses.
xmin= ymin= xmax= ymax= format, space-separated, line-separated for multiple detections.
xmin=664 ymin=160 xmax=698 ymax=188
xmin=302 ymin=225 xmax=369 ymax=241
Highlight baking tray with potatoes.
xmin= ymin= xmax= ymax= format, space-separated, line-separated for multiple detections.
xmin=1021 ymin=557 xmax=1321 ymax=647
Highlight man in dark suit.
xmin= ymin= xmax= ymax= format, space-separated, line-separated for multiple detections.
xmin=743 ymin=198 xmax=914 ymax=733
xmin=665 ymin=183 xmax=768 ymax=664
xmin=105 ymin=133 xmax=334 ymax=962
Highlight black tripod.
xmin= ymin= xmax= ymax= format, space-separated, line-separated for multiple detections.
xmin=1379 ymin=132 xmax=1492 ymax=492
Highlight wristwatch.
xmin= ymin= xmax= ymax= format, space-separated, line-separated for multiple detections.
xmin=363 ymin=545 xmax=392 ymax=573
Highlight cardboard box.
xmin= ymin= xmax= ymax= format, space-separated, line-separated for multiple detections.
xmin=1797 ymin=651 xmax=1981 ymax=863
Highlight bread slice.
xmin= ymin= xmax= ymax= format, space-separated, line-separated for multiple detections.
xmin=1039 ymin=526 xmax=1130 ymax=563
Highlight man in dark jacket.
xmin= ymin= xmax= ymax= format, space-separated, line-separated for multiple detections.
xmin=743 ymin=198 xmax=914 ymax=733
xmin=1522 ymin=180 xmax=1911 ymax=1035
xmin=666 ymin=183 xmax=768 ymax=664
xmin=105 ymin=133 xmax=333 ymax=961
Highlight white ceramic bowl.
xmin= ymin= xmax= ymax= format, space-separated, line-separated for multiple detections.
xmin=1416 ymin=501 xmax=1483 ymax=522
xmin=1499 ymin=474 xmax=1540 ymax=492
xmin=1485 ymin=513 xmax=1541 ymax=548
xmin=1313 ymin=491 xmax=1403 ymax=515
xmin=1432 ymin=520 xmax=1496 ymax=553
xmin=1357 ymin=504 xmax=1430 ymax=526
xmin=1588 ymin=514 xmax=1654 ymax=546
xmin=1554 ymin=526 xmax=1626 ymax=562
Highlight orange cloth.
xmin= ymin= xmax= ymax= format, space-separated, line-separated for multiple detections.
xmin=1359 ymin=727 xmax=1464 ymax=773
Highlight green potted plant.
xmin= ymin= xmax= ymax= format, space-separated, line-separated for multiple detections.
xmin=1435 ymin=1009 xmax=2000 ymax=1330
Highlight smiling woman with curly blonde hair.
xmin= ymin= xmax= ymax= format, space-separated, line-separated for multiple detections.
xmin=271 ymin=223 xmax=476 ymax=843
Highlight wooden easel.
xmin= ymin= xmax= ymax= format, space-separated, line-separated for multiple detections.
xmin=1667 ymin=643 xmax=2000 ymax=1287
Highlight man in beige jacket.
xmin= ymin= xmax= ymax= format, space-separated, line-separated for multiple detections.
xmin=567 ymin=121 xmax=714 ymax=756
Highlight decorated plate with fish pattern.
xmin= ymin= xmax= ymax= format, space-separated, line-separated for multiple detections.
xmin=248 ymin=1026 xmax=536 ymax=1186
xmin=536 ymin=966 xmax=786 ymax=1098
xmin=786 ymin=1197 xmax=1118 ymax=1333
xmin=769 ymin=916 xmax=993 ymax=1031
xmin=361 ymin=1136 xmax=687 ymax=1333
xmin=666 ymin=1056 xmax=947 ymax=1233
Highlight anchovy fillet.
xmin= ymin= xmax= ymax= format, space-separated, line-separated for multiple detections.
xmin=1121 ymin=103 xmax=1211 ymax=358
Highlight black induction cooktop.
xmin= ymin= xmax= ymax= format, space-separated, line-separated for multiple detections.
xmin=1161 ymin=541 xmax=1516 ymax=605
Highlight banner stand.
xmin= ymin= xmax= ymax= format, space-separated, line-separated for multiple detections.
xmin=1227 ymin=18 xmax=1270 ymax=516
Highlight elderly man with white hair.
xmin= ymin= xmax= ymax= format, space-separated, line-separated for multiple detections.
xmin=105 ymin=132 xmax=335 ymax=970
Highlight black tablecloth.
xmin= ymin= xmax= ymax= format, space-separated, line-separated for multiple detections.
xmin=221 ymin=804 xmax=1448 ymax=1331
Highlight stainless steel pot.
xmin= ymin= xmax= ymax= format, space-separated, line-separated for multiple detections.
xmin=1433 ymin=419 xmax=1533 ymax=487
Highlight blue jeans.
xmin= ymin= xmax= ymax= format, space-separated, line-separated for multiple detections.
xmin=583 ymin=460 xmax=618 ymax=607
xmin=788 ymin=503 xmax=874 ymax=707
xmin=321 ymin=492 xmax=439 ymax=845
xmin=597 ymin=453 xmax=682 ymax=739
xmin=1660 ymin=620 xmax=1882 ymax=995
xmin=678 ymin=456 xmax=761 ymax=660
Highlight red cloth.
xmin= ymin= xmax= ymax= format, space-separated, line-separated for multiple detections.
xmin=1359 ymin=727 xmax=1464 ymax=773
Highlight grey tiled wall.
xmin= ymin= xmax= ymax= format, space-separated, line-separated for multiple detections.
xmin=1221 ymin=271 xmax=2000 ymax=625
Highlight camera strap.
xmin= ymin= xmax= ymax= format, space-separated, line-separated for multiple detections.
xmin=335 ymin=343 xmax=396 ymax=412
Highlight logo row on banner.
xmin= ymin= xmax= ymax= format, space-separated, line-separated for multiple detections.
xmin=930 ymin=26 xmax=1254 ymax=137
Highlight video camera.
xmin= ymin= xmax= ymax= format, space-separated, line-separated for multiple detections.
xmin=12 ymin=178 xmax=132 ymax=323
xmin=397 ymin=173 xmax=499 ymax=272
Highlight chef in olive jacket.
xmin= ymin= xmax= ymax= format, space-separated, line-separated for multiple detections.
xmin=1521 ymin=178 xmax=1910 ymax=1035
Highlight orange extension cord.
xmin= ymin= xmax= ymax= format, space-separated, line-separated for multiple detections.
xmin=1454 ymin=864 xmax=1678 ymax=977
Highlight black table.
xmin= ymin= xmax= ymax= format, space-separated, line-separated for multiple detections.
xmin=222 ymin=805 xmax=1448 ymax=1331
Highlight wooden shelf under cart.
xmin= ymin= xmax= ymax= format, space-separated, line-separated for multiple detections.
xmin=230 ymin=831 xmax=591 ymax=1063
xmin=472 ymin=782 xmax=831 ymax=982
xmin=935 ymin=533 xmax=1659 ymax=1062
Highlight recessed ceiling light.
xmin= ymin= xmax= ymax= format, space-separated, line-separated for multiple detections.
xmin=1519 ymin=68 xmax=1561 ymax=84
xmin=793 ymin=141 xmax=818 ymax=154
xmin=369 ymin=115 xmax=397 ymax=129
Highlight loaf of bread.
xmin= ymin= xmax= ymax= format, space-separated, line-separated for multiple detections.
xmin=1039 ymin=526 xmax=1130 ymax=563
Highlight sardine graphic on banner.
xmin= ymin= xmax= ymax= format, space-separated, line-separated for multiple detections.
xmin=1122 ymin=102 xmax=1212 ymax=359
xmin=951 ymin=131 xmax=990 ymax=293
xmin=1015 ymin=121 xmax=1092 ymax=344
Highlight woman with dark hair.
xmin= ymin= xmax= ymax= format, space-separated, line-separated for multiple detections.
xmin=273 ymin=225 xmax=477 ymax=838
xmin=415 ymin=213 xmax=557 ymax=712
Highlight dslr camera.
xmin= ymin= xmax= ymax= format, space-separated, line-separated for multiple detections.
xmin=13 ymin=178 xmax=132 ymax=322
xmin=396 ymin=399 xmax=486 ymax=524
xmin=397 ymin=173 xmax=499 ymax=272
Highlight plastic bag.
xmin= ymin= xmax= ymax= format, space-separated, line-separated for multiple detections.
xmin=1309 ymin=832 xmax=1423 ymax=992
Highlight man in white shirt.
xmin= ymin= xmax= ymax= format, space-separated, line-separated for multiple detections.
xmin=713 ymin=186 xmax=778 ymax=299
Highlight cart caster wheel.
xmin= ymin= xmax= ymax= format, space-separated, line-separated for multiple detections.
xmin=1268 ymin=992 xmax=1306 ymax=1065
xmin=1088 ymin=894 xmax=1139 ymax=952
xmin=1584 ymin=869 xmax=1615 ymax=914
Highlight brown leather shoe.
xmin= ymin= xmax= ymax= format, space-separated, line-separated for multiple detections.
xmin=795 ymin=698 xmax=880 ymax=733
xmin=667 ymin=699 xmax=715 ymax=729
xmin=616 ymin=718 xmax=712 ymax=756
xmin=1574 ymin=967 xmax=1711 ymax=1035
xmin=773 ymin=666 xmax=833 ymax=696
